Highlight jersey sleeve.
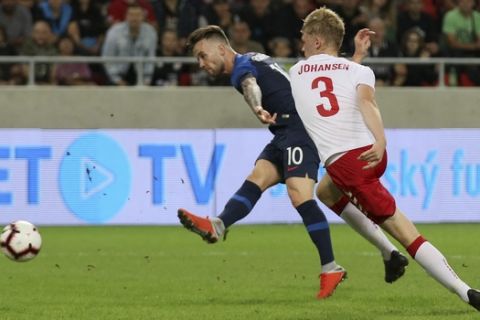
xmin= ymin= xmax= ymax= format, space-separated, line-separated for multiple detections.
xmin=354 ymin=65 xmax=376 ymax=90
xmin=231 ymin=55 xmax=258 ymax=90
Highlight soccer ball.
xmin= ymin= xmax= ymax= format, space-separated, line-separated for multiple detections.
xmin=0 ymin=220 xmax=42 ymax=262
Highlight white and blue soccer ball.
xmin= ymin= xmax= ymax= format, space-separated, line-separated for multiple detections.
xmin=0 ymin=220 xmax=42 ymax=262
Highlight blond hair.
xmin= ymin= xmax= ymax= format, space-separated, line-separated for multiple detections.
xmin=302 ymin=7 xmax=345 ymax=51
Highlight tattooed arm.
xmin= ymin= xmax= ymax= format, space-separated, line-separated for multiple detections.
xmin=241 ymin=75 xmax=277 ymax=124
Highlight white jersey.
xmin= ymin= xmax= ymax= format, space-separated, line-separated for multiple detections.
xmin=289 ymin=54 xmax=376 ymax=164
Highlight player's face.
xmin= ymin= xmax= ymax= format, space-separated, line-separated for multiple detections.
xmin=301 ymin=32 xmax=317 ymax=58
xmin=192 ymin=39 xmax=225 ymax=77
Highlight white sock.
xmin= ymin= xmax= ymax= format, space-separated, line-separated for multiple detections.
xmin=321 ymin=261 xmax=339 ymax=273
xmin=211 ymin=217 xmax=225 ymax=237
xmin=414 ymin=241 xmax=471 ymax=302
xmin=341 ymin=203 xmax=397 ymax=260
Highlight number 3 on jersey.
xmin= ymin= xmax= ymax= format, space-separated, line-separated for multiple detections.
xmin=311 ymin=76 xmax=339 ymax=117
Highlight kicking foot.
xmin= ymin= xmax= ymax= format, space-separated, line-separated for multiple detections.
xmin=468 ymin=289 xmax=480 ymax=311
xmin=178 ymin=208 xmax=224 ymax=244
xmin=384 ymin=250 xmax=409 ymax=283
xmin=317 ymin=266 xmax=347 ymax=299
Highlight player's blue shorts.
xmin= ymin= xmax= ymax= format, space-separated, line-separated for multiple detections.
xmin=257 ymin=118 xmax=320 ymax=183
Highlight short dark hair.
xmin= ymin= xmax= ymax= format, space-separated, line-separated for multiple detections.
xmin=186 ymin=25 xmax=230 ymax=52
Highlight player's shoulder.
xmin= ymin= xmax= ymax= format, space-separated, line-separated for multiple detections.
xmin=343 ymin=58 xmax=374 ymax=76
xmin=237 ymin=52 xmax=272 ymax=64
xmin=356 ymin=63 xmax=375 ymax=77
xmin=337 ymin=56 xmax=363 ymax=69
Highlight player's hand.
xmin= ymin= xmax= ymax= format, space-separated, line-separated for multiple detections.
xmin=255 ymin=106 xmax=277 ymax=124
xmin=358 ymin=141 xmax=385 ymax=170
xmin=352 ymin=28 xmax=375 ymax=63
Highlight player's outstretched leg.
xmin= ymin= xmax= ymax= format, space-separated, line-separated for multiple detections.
xmin=468 ymin=289 xmax=480 ymax=311
xmin=340 ymin=202 xmax=409 ymax=283
xmin=178 ymin=208 xmax=225 ymax=244
xmin=384 ymin=250 xmax=409 ymax=283
xmin=384 ymin=210 xmax=478 ymax=310
xmin=318 ymin=178 xmax=409 ymax=284
xmin=317 ymin=266 xmax=347 ymax=299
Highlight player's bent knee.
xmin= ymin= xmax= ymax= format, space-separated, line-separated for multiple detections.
xmin=316 ymin=180 xmax=344 ymax=207
xmin=287 ymin=189 xmax=312 ymax=208
xmin=246 ymin=172 xmax=278 ymax=191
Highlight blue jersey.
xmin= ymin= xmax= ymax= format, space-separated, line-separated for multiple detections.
xmin=231 ymin=53 xmax=321 ymax=179
xmin=230 ymin=53 xmax=299 ymax=130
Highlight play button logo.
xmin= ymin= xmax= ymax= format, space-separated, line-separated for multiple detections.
xmin=80 ymin=158 xmax=114 ymax=200
xmin=59 ymin=132 xmax=131 ymax=223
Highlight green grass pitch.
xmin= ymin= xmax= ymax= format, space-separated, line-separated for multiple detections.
xmin=0 ymin=223 xmax=478 ymax=320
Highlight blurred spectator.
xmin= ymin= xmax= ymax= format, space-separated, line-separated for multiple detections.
xmin=68 ymin=0 xmax=106 ymax=56
xmin=442 ymin=0 xmax=480 ymax=85
xmin=35 ymin=0 xmax=74 ymax=42
xmin=18 ymin=0 xmax=40 ymax=17
xmin=365 ymin=17 xmax=403 ymax=86
xmin=68 ymin=0 xmax=108 ymax=84
xmin=316 ymin=0 xmax=342 ymax=6
xmin=397 ymin=0 xmax=439 ymax=55
xmin=0 ymin=25 xmax=23 ymax=84
xmin=335 ymin=0 xmax=368 ymax=55
xmin=237 ymin=0 xmax=277 ymax=50
xmin=151 ymin=28 xmax=191 ymax=86
xmin=102 ymin=4 xmax=157 ymax=86
xmin=414 ymin=0 xmax=448 ymax=21
xmin=360 ymin=0 xmax=397 ymax=41
xmin=273 ymin=0 xmax=314 ymax=56
xmin=51 ymin=36 xmax=94 ymax=85
xmin=199 ymin=0 xmax=234 ymax=33
xmin=20 ymin=20 xmax=57 ymax=84
xmin=0 ymin=0 xmax=32 ymax=49
xmin=229 ymin=19 xmax=265 ymax=53
xmin=439 ymin=0 xmax=456 ymax=15
xmin=107 ymin=0 xmax=157 ymax=26
xmin=269 ymin=36 xmax=292 ymax=58
xmin=397 ymin=28 xmax=437 ymax=86
xmin=150 ymin=0 xmax=198 ymax=52
xmin=442 ymin=0 xmax=480 ymax=55
xmin=269 ymin=36 xmax=293 ymax=70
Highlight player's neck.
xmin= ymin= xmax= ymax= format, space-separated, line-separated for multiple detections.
xmin=313 ymin=49 xmax=338 ymax=57
xmin=223 ymin=48 xmax=237 ymax=74
xmin=313 ymin=43 xmax=338 ymax=57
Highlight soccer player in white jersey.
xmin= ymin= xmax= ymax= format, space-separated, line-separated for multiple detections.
xmin=289 ymin=7 xmax=480 ymax=311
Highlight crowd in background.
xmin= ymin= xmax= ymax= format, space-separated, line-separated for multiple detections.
xmin=0 ymin=0 xmax=479 ymax=86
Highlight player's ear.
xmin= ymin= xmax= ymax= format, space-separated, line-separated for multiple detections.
xmin=315 ymin=35 xmax=323 ymax=50
xmin=218 ymin=43 xmax=226 ymax=56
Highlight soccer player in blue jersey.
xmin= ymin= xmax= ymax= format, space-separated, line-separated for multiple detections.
xmin=178 ymin=25 xmax=407 ymax=299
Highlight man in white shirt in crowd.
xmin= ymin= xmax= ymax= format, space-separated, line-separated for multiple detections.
xmin=102 ymin=3 xmax=157 ymax=86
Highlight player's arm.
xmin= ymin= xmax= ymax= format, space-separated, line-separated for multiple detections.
xmin=352 ymin=28 xmax=374 ymax=64
xmin=357 ymin=84 xmax=386 ymax=169
xmin=240 ymin=75 xmax=277 ymax=124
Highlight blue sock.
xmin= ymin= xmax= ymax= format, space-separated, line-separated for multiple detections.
xmin=218 ymin=180 xmax=262 ymax=228
xmin=296 ymin=200 xmax=335 ymax=266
